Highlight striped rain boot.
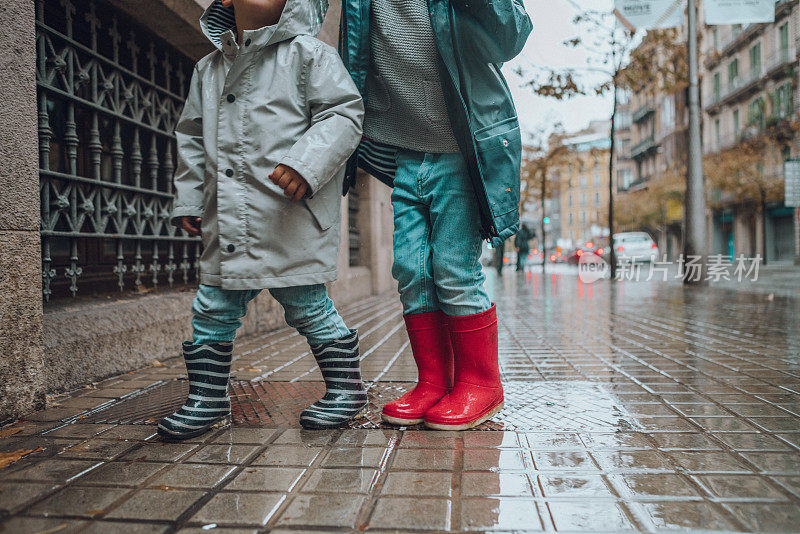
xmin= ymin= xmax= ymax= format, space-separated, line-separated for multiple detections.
xmin=300 ymin=330 xmax=368 ymax=429
xmin=158 ymin=342 xmax=233 ymax=440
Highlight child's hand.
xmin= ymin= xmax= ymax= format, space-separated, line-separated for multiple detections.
xmin=180 ymin=216 xmax=202 ymax=237
xmin=270 ymin=164 xmax=310 ymax=202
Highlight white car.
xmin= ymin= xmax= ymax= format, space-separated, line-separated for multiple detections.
xmin=613 ymin=232 xmax=658 ymax=263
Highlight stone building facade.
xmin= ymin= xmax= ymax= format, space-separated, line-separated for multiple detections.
xmin=0 ymin=0 xmax=395 ymax=422
xmin=701 ymin=0 xmax=799 ymax=262
xmin=552 ymin=121 xmax=612 ymax=248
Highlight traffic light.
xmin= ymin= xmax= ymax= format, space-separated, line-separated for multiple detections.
xmin=543 ymin=216 xmax=551 ymax=225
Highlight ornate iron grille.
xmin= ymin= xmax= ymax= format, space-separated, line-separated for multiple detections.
xmin=35 ymin=0 xmax=201 ymax=301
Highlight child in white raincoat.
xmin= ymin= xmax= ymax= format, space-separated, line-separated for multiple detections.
xmin=158 ymin=0 xmax=365 ymax=440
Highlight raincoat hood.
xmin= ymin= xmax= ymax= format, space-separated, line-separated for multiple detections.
xmin=200 ymin=0 xmax=328 ymax=50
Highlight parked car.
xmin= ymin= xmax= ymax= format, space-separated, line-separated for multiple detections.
xmin=613 ymin=232 xmax=658 ymax=263
xmin=566 ymin=241 xmax=606 ymax=265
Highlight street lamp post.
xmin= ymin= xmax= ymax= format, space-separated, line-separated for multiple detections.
xmin=683 ymin=0 xmax=707 ymax=284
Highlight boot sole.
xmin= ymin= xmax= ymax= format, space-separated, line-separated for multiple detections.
xmin=299 ymin=405 xmax=369 ymax=430
xmin=423 ymin=401 xmax=504 ymax=431
xmin=381 ymin=413 xmax=424 ymax=426
xmin=157 ymin=415 xmax=231 ymax=441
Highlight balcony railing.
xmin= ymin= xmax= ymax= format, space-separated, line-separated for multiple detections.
xmin=630 ymin=136 xmax=656 ymax=159
xmin=632 ymin=102 xmax=655 ymax=123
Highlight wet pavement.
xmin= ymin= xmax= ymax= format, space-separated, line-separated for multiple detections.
xmin=1 ymin=268 xmax=799 ymax=532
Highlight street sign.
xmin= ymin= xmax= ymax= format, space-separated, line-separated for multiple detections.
xmin=784 ymin=159 xmax=800 ymax=208
xmin=705 ymin=0 xmax=775 ymax=25
xmin=614 ymin=0 xmax=686 ymax=30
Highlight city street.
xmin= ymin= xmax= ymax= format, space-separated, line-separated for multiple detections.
xmin=1 ymin=269 xmax=799 ymax=532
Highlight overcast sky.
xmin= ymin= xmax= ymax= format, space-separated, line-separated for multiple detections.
xmin=502 ymin=0 xmax=617 ymax=143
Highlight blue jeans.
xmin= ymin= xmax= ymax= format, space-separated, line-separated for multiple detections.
xmin=391 ymin=150 xmax=491 ymax=317
xmin=192 ymin=284 xmax=350 ymax=345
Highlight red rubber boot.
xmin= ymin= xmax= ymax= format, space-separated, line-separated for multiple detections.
xmin=424 ymin=305 xmax=504 ymax=430
xmin=381 ymin=311 xmax=454 ymax=425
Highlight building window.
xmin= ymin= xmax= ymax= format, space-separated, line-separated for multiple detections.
xmin=748 ymin=97 xmax=765 ymax=131
xmin=594 ymin=173 xmax=601 ymax=186
xmin=779 ymin=23 xmax=790 ymax=60
xmin=569 ymin=213 xmax=573 ymax=224
xmin=715 ymin=119 xmax=721 ymax=150
xmin=581 ymin=192 xmax=587 ymax=206
xmin=749 ymin=42 xmax=761 ymax=77
xmin=713 ymin=28 xmax=719 ymax=50
xmin=728 ymin=58 xmax=739 ymax=84
xmin=774 ymin=82 xmax=793 ymax=119
xmin=568 ymin=194 xmax=573 ymax=207
xmin=580 ymin=175 xmax=587 ymax=187
xmin=661 ymin=96 xmax=675 ymax=131
xmin=733 ymin=108 xmax=740 ymax=137
xmin=595 ymin=192 xmax=600 ymax=205
xmin=713 ymin=72 xmax=721 ymax=101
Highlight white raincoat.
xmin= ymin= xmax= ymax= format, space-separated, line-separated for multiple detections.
xmin=171 ymin=0 xmax=364 ymax=289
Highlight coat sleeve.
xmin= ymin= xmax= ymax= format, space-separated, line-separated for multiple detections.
xmin=453 ymin=0 xmax=532 ymax=64
xmin=279 ymin=43 xmax=365 ymax=195
xmin=170 ymin=65 xmax=205 ymax=226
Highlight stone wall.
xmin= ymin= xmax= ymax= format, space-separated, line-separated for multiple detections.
xmin=0 ymin=1 xmax=47 ymax=422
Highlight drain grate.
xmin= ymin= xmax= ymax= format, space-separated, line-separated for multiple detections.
xmin=76 ymin=380 xmax=641 ymax=431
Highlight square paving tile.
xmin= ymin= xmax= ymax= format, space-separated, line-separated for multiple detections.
xmin=275 ymin=493 xmax=365 ymax=528
xmin=185 ymin=444 xmax=260 ymax=465
xmin=381 ymin=471 xmax=452 ymax=497
xmin=537 ymin=474 xmax=616 ymax=498
xmin=547 ymin=501 xmax=635 ymax=530
xmin=740 ymin=451 xmax=800 ymax=473
xmin=190 ymin=491 xmax=284 ymax=526
xmin=272 ymin=429 xmax=336 ymax=446
xmin=461 ymin=472 xmax=534 ymax=497
xmin=369 ymin=497 xmax=451 ymax=531
xmin=0 ymin=516 xmax=88 ymax=533
xmin=105 ymin=488 xmax=206 ymax=521
xmin=530 ymin=451 xmax=598 ymax=471
xmin=335 ymin=429 xmax=396 ymax=447
xmin=614 ymin=474 xmax=700 ymax=497
xmin=0 ymin=481 xmax=58 ymax=514
xmin=81 ymin=521 xmax=171 ymax=533
xmin=120 ymin=442 xmax=199 ymax=463
xmin=300 ymin=468 xmax=377 ymax=494
xmin=5 ymin=459 xmax=103 ymax=483
xmin=462 ymin=431 xmax=520 ymax=449
xmin=225 ymin=466 xmax=305 ymax=492
xmin=593 ymin=450 xmax=673 ymax=471
xmin=97 ymin=425 xmax=159 ymax=441
xmin=42 ymin=424 xmax=115 ymax=439
xmin=459 ymin=497 xmax=542 ymax=531
xmin=399 ymin=431 xmax=460 ymax=449
xmin=391 ymin=448 xmax=456 ymax=471
xmin=522 ymin=432 xmax=583 ymax=449
xmin=29 ymin=486 xmax=130 ymax=517
xmin=724 ymin=502 xmax=800 ymax=531
xmin=59 ymin=438 xmax=138 ymax=461
xmin=73 ymin=461 xmax=167 ymax=487
xmin=320 ymin=447 xmax=386 ymax=468
xmin=770 ymin=475 xmax=800 ymax=497
xmin=667 ymin=451 xmax=751 ymax=473
xmin=210 ymin=428 xmax=278 ymax=444
xmin=148 ymin=463 xmax=236 ymax=489
xmin=695 ymin=474 xmax=788 ymax=500
xmin=636 ymin=501 xmax=735 ymax=530
xmin=251 ymin=446 xmax=323 ymax=467
xmin=463 ymin=449 xmax=529 ymax=472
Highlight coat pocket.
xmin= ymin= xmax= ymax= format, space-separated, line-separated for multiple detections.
xmin=304 ymin=180 xmax=340 ymax=231
xmin=473 ymin=117 xmax=522 ymax=220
